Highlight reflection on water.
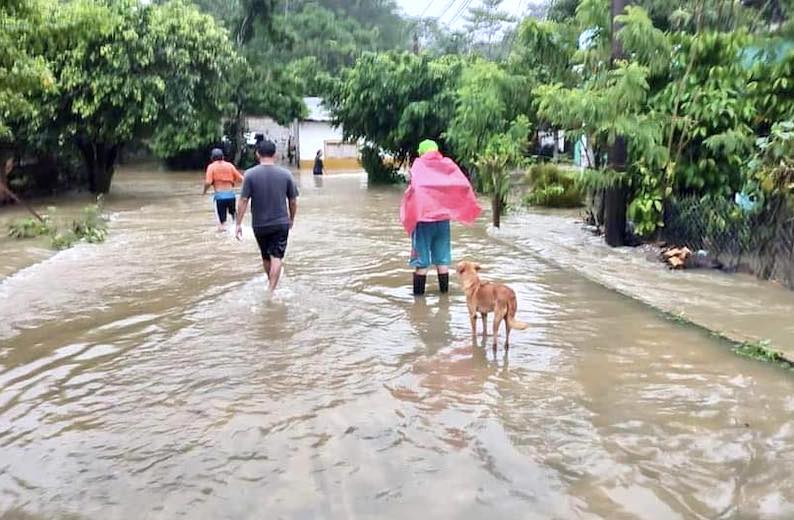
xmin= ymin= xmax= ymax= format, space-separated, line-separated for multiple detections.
xmin=0 ymin=168 xmax=793 ymax=519
xmin=407 ymin=296 xmax=454 ymax=355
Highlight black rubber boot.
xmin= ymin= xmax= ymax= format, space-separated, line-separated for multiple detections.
xmin=413 ymin=273 xmax=427 ymax=296
xmin=438 ymin=273 xmax=449 ymax=294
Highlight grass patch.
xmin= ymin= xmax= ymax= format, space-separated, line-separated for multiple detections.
xmin=8 ymin=215 xmax=54 ymax=239
xmin=7 ymin=198 xmax=109 ymax=250
xmin=733 ymin=340 xmax=791 ymax=365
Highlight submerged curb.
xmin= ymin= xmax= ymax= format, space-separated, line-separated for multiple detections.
xmin=487 ymin=227 xmax=794 ymax=369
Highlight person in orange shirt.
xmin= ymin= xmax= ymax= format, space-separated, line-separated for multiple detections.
xmin=203 ymin=148 xmax=244 ymax=231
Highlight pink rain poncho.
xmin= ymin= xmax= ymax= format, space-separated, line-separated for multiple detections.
xmin=399 ymin=151 xmax=481 ymax=235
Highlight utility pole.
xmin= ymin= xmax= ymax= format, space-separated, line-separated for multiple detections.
xmin=604 ymin=0 xmax=629 ymax=247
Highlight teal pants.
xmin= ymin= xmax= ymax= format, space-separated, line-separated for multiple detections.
xmin=410 ymin=220 xmax=451 ymax=268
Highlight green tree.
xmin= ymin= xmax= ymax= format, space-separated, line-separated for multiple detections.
xmin=145 ymin=1 xmax=241 ymax=162
xmin=177 ymin=0 xmax=307 ymax=165
xmin=328 ymin=52 xmax=462 ymax=165
xmin=508 ymin=18 xmax=578 ymax=86
xmin=43 ymin=0 xmax=237 ymax=193
xmin=464 ymin=0 xmax=516 ymax=59
xmin=414 ymin=17 xmax=471 ymax=56
xmin=535 ymin=2 xmax=668 ymax=239
xmin=250 ymin=3 xmax=379 ymax=74
xmin=547 ymin=0 xmax=789 ymax=30
xmin=293 ymin=0 xmax=410 ymax=50
xmin=547 ymin=0 xmax=580 ymax=21
xmin=0 ymin=0 xmax=54 ymax=200
xmin=446 ymin=59 xmax=532 ymax=176
xmin=0 ymin=0 xmax=52 ymax=142
xmin=475 ymin=116 xmax=531 ymax=227
xmin=533 ymin=0 xmax=787 ymax=240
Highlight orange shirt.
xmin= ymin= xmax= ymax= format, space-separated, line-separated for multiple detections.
xmin=205 ymin=160 xmax=243 ymax=192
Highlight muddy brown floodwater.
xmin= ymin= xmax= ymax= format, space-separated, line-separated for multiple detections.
xmin=1 ymin=168 xmax=793 ymax=519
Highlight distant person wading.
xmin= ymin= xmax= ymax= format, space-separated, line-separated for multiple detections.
xmin=235 ymin=140 xmax=299 ymax=295
xmin=203 ymin=148 xmax=243 ymax=231
xmin=313 ymin=150 xmax=324 ymax=176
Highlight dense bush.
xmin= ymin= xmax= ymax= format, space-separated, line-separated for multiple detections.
xmin=523 ymin=163 xmax=583 ymax=208
xmin=360 ymin=145 xmax=403 ymax=185
xmin=162 ymin=146 xmax=218 ymax=171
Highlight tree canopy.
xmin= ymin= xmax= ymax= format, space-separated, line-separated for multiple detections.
xmin=32 ymin=0 xmax=238 ymax=192
xmin=0 ymin=0 xmax=52 ymax=142
xmin=329 ymin=52 xmax=462 ymax=164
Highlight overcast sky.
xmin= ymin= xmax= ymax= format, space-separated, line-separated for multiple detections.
xmin=395 ymin=0 xmax=541 ymax=27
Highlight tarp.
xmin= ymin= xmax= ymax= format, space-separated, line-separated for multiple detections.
xmin=399 ymin=151 xmax=481 ymax=235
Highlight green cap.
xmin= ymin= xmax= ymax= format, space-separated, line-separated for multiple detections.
xmin=417 ymin=139 xmax=439 ymax=156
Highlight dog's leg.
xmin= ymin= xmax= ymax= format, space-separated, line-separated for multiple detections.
xmin=469 ymin=312 xmax=478 ymax=344
xmin=492 ymin=309 xmax=502 ymax=351
xmin=480 ymin=312 xmax=488 ymax=342
xmin=505 ymin=319 xmax=511 ymax=350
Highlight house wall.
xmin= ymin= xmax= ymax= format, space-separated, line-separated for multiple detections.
xmin=298 ymin=121 xmax=359 ymax=170
xmin=245 ymin=116 xmax=293 ymax=162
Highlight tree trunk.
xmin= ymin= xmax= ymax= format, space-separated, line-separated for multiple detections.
xmin=0 ymin=148 xmax=13 ymax=204
xmin=79 ymin=142 xmax=119 ymax=194
xmin=492 ymin=195 xmax=502 ymax=228
xmin=605 ymin=136 xmax=628 ymax=246
xmin=605 ymin=0 xmax=630 ymax=247
xmin=603 ymin=179 xmax=627 ymax=246
xmin=233 ymin=104 xmax=246 ymax=166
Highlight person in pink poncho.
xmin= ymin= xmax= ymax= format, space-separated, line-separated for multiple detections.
xmin=400 ymin=139 xmax=481 ymax=296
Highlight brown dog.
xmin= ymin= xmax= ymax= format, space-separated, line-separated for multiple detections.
xmin=456 ymin=260 xmax=528 ymax=350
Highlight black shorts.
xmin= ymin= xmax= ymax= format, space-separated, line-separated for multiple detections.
xmin=215 ymin=198 xmax=236 ymax=224
xmin=253 ymin=225 xmax=290 ymax=259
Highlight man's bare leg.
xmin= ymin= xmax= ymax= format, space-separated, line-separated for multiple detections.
xmin=263 ymin=258 xmax=271 ymax=282
xmin=268 ymin=257 xmax=283 ymax=293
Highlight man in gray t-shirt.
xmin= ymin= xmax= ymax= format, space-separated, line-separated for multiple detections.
xmin=235 ymin=140 xmax=299 ymax=294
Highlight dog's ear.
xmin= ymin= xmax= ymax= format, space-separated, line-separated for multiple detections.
xmin=456 ymin=261 xmax=465 ymax=274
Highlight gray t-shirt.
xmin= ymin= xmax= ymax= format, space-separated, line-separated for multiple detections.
xmin=241 ymin=164 xmax=299 ymax=228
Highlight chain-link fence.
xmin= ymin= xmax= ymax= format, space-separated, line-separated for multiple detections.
xmin=663 ymin=195 xmax=794 ymax=289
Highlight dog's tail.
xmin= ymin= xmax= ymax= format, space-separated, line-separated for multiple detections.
xmin=507 ymin=299 xmax=529 ymax=330
xmin=508 ymin=316 xmax=529 ymax=330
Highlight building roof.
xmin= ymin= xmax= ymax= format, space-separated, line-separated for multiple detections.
xmin=304 ymin=97 xmax=332 ymax=122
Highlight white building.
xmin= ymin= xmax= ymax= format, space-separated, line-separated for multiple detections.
xmin=243 ymin=97 xmax=359 ymax=170
xmin=296 ymin=97 xmax=359 ymax=170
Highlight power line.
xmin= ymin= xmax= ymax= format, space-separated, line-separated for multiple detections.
xmin=418 ymin=0 xmax=438 ymax=18
xmin=435 ymin=0 xmax=463 ymax=23
xmin=438 ymin=0 xmax=462 ymax=17
xmin=446 ymin=0 xmax=474 ymax=26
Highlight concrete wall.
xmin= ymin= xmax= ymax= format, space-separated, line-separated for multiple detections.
xmin=245 ymin=116 xmax=294 ymax=162
xmin=298 ymin=121 xmax=359 ymax=170
xmin=298 ymin=121 xmax=342 ymax=161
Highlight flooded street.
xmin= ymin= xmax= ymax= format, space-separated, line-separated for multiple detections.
xmin=1 ymin=168 xmax=794 ymax=519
